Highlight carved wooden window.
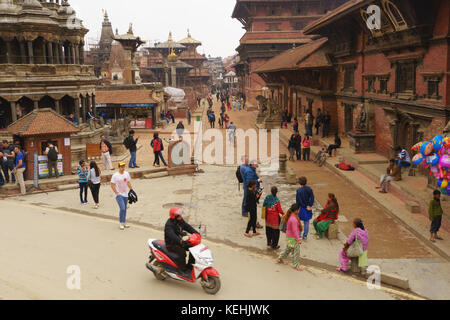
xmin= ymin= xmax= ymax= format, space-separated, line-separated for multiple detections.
xmin=382 ymin=0 xmax=408 ymax=31
xmin=378 ymin=77 xmax=389 ymax=94
xmin=424 ymin=76 xmax=441 ymax=100
xmin=343 ymin=65 xmax=356 ymax=90
xmin=366 ymin=77 xmax=376 ymax=93
xmin=396 ymin=62 xmax=416 ymax=94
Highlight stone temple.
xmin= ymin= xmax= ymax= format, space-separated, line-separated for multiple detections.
xmin=0 ymin=0 xmax=97 ymax=133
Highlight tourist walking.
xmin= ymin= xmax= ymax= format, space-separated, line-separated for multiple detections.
xmin=263 ymin=187 xmax=284 ymax=249
xmin=294 ymin=131 xmax=302 ymax=161
xmin=187 ymin=109 xmax=192 ymax=125
xmin=124 ymin=130 xmax=139 ymax=169
xmin=337 ymin=218 xmax=369 ymax=272
xmin=313 ymin=193 xmax=339 ymax=239
xmin=305 ymin=110 xmax=314 ymax=137
xmin=208 ymin=112 xmax=216 ymax=129
xmin=244 ymin=180 xmax=261 ymax=238
xmin=99 ymin=134 xmax=114 ymax=171
xmin=288 ymin=134 xmax=296 ymax=161
xmin=240 ymin=156 xmax=250 ymax=217
xmin=232 ymin=100 xmax=236 ymax=111
xmin=77 ymin=160 xmax=89 ymax=204
xmin=296 ymin=176 xmax=315 ymax=240
xmin=302 ymin=135 xmax=311 ymax=161
xmin=111 ymin=162 xmax=133 ymax=230
xmin=13 ymin=145 xmax=26 ymax=196
xmin=2 ymin=140 xmax=15 ymax=183
xmin=315 ymin=108 xmax=323 ymax=135
xmin=377 ymin=159 xmax=401 ymax=193
xmin=151 ymin=133 xmax=167 ymax=167
xmin=277 ymin=203 xmax=303 ymax=271
xmin=327 ymin=133 xmax=341 ymax=156
xmin=228 ymin=122 xmax=236 ymax=144
xmin=44 ymin=141 xmax=59 ymax=178
xmin=88 ymin=161 xmax=101 ymax=209
xmin=293 ymin=118 xmax=299 ymax=133
xmin=429 ymin=190 xmax=444 ymax=243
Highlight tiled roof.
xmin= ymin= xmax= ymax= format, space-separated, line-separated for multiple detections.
xmin=303 ymin=0 xmax=371 ymax=34
xmin=7 ymin=108 xmax=80 ymax=137
xmin=254 ymin=38 xmax=331 ymax=73
xmin=95 ymin=90 xmax=160 ymax=105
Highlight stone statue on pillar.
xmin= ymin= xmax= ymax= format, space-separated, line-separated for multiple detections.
xmin=355 ymin=104 xmax=368 ymax=133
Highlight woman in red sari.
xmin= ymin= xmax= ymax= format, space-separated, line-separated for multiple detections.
xmin=263 ymin=186 xmax=285 ymax=249
xmin=313 ymin=193 xmax=339 ymax=239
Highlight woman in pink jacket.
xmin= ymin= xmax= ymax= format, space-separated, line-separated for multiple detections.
xmin=277 ymin=203 xmax=304 ymax=271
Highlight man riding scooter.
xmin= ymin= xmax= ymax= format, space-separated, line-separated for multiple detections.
xmin=165 ymin=208 xmax=200 ymax=271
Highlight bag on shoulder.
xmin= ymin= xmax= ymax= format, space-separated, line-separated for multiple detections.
xmin=47 ymin=147 xmax=58 ymax=162
xmin=261 ymin=206 xmax=266 ymax=219
xmin=279 ymin=216 xmax=287 ymax=233
xmin=347 ymin=232 xmax=364 ymax=258
xmin=123 ymin=137 xmax=130 ymax=149
xmin=236 ymin=166 xmax=244 ymax=183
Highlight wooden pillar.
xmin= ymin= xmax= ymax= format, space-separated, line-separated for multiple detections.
xmin=79 ymin=45 xmax=84 ymax=64
xmin=74 ymin=44 xmax=79 ymax=64
xmin=47 ymin=42 xmax=54 ymax=64
xmin=71 ymin=45 xmax=76 ymax=64
xmin=5 ymin=41 xmax=12 ymax=64
xmin=54 ymin=43 xmax=60 ymax=64
xmin=34 ymin=100 xmax=39 ymax=109
xmin=92 ymin=94 xmax=96 ymax=116
xmin=75 ymin=97 xmax=81 ymax=123
xmin=20 ymin=42 xmax=27 ymax=64
xmin=55 ymin=99 xmax=61 ymax=114
xmin=10 ymin=101 xmax=17 ymax=122
xmin=27 ymin=41 xmax=34 ymax=64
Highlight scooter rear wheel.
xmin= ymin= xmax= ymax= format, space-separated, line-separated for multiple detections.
xmin=201 ymin=276 xmax=221 ymax=295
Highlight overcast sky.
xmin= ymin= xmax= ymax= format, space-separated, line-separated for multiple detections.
xmin=73 ymin=0 xmax=244 ymax=58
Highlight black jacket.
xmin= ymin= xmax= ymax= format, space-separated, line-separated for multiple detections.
xmin=99 ymin=139 xmax=113 ymax=155
xmin=164 ymin=218 xmax=199 ymax=247
xmin=245 ymin=189 xmax=259 ymax=213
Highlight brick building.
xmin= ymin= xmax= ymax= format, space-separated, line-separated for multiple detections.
xmin=232 ymin=0 xmax=347 ymax=106
xmin=257 ymin=0 xmax=450 ymax=159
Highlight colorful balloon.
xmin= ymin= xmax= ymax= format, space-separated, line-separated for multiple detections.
xmin=446 ymin=185 xmax=450 ymax=195
xmin=412 ymin=142 xmax=424 ymax=152
xmin=412 ymin=153 xmax=425 ymax=165
xmin=439 ymin=154 xmax=450 ymax=168
xmin=421 ymin=142 xmax=434 ymax=156
xmin=432 ymin=135 xmax=444 ymax=152
xmin=426 ymin=154 xmax=440 ymax=167
xmin=442 ymin=180 xmax=448 ymax=189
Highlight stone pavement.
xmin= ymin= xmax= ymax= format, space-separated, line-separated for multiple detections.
xmin=9 ymin=162 xmax=449 ymax=299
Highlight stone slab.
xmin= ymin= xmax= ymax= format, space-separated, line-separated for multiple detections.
xmin=56 ymin=184 xmax=79 ymax=191
xmin=405 ymin=201 xmax=420 ymax=214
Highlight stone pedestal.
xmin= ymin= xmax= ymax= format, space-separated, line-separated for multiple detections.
xmin=325 ymin=223 xmax=338 ymax=239
xmin=348 ymin=132 xmax=376 ymax=153
xmin=279 ymin=154 xmax=287 ymax=173
xmin=285 ymin=167 xmax=297 ymax=184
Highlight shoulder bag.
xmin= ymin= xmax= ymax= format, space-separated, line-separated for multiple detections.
xmin=347 ymin=231 xmax=364 ymax=258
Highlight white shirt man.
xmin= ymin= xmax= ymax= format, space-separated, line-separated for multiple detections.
xmin=111 ymin=162 xmax=133 ymax=230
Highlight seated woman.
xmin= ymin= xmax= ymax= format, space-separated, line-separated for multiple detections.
xmin=337 ymin=218 xmax=369 ymax=272
xmin=313 ymin=193 xmax=339 ymax=239
xmin=327 ymin=133 xmax=342 ymax=156
xmin=263 ymin=187 xmax=285 ymax=250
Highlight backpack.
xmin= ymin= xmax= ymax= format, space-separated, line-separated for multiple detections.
xmin=236 ymin=166 xmax=244 ymax=183
xmin=48 ymin=147 xmax=58 ymax=161
xmin=152 ymin=138 xmax=162 ymax=152
xmin=123 ymin=137 xmax=130 ymax=149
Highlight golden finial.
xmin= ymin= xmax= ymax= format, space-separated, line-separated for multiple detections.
xmin=168 ymin=48 xmax=177 ymax=59
xmin=168 ymin=32 xmax=173 ymax=42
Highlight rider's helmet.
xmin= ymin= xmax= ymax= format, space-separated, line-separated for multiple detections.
xmin=169 ymin=207 xmax=183 ymax=220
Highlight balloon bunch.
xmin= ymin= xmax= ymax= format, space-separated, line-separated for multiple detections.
xmin=412 ymin=135 xmax=450 ymax=195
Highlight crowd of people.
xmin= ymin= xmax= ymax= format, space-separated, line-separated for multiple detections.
xmin=0 ymin=140 xmax=27 ymax=196
xmin=238 ymin=154 xmax=371 ymax=272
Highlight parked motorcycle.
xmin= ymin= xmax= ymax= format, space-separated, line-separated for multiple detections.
xmin=145 ymin=233 xmax=221 ymax=295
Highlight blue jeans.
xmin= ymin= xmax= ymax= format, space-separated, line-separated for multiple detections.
xmin=397 ymin=160 xmax=411 ymax=170
xmin=154 ymin=151 xmax=167 ymax=166
xmin=242 ymin=185 xmax=248 ymax=216
xmin=129 ymin=151 xmax=137 ymax=168
xmin=79 ymin=182 xmax=88 ymax=203
xmin=116 ymin=195 xmax=128 ymax=223
xmin=300 ymin=219 xmax=310 ymax=239
xmin=0 ymin=170 xmax=4 ymax=186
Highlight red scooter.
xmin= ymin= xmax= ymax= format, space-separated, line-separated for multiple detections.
xmin=146 ymin=233 xmax=221 ymax=295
